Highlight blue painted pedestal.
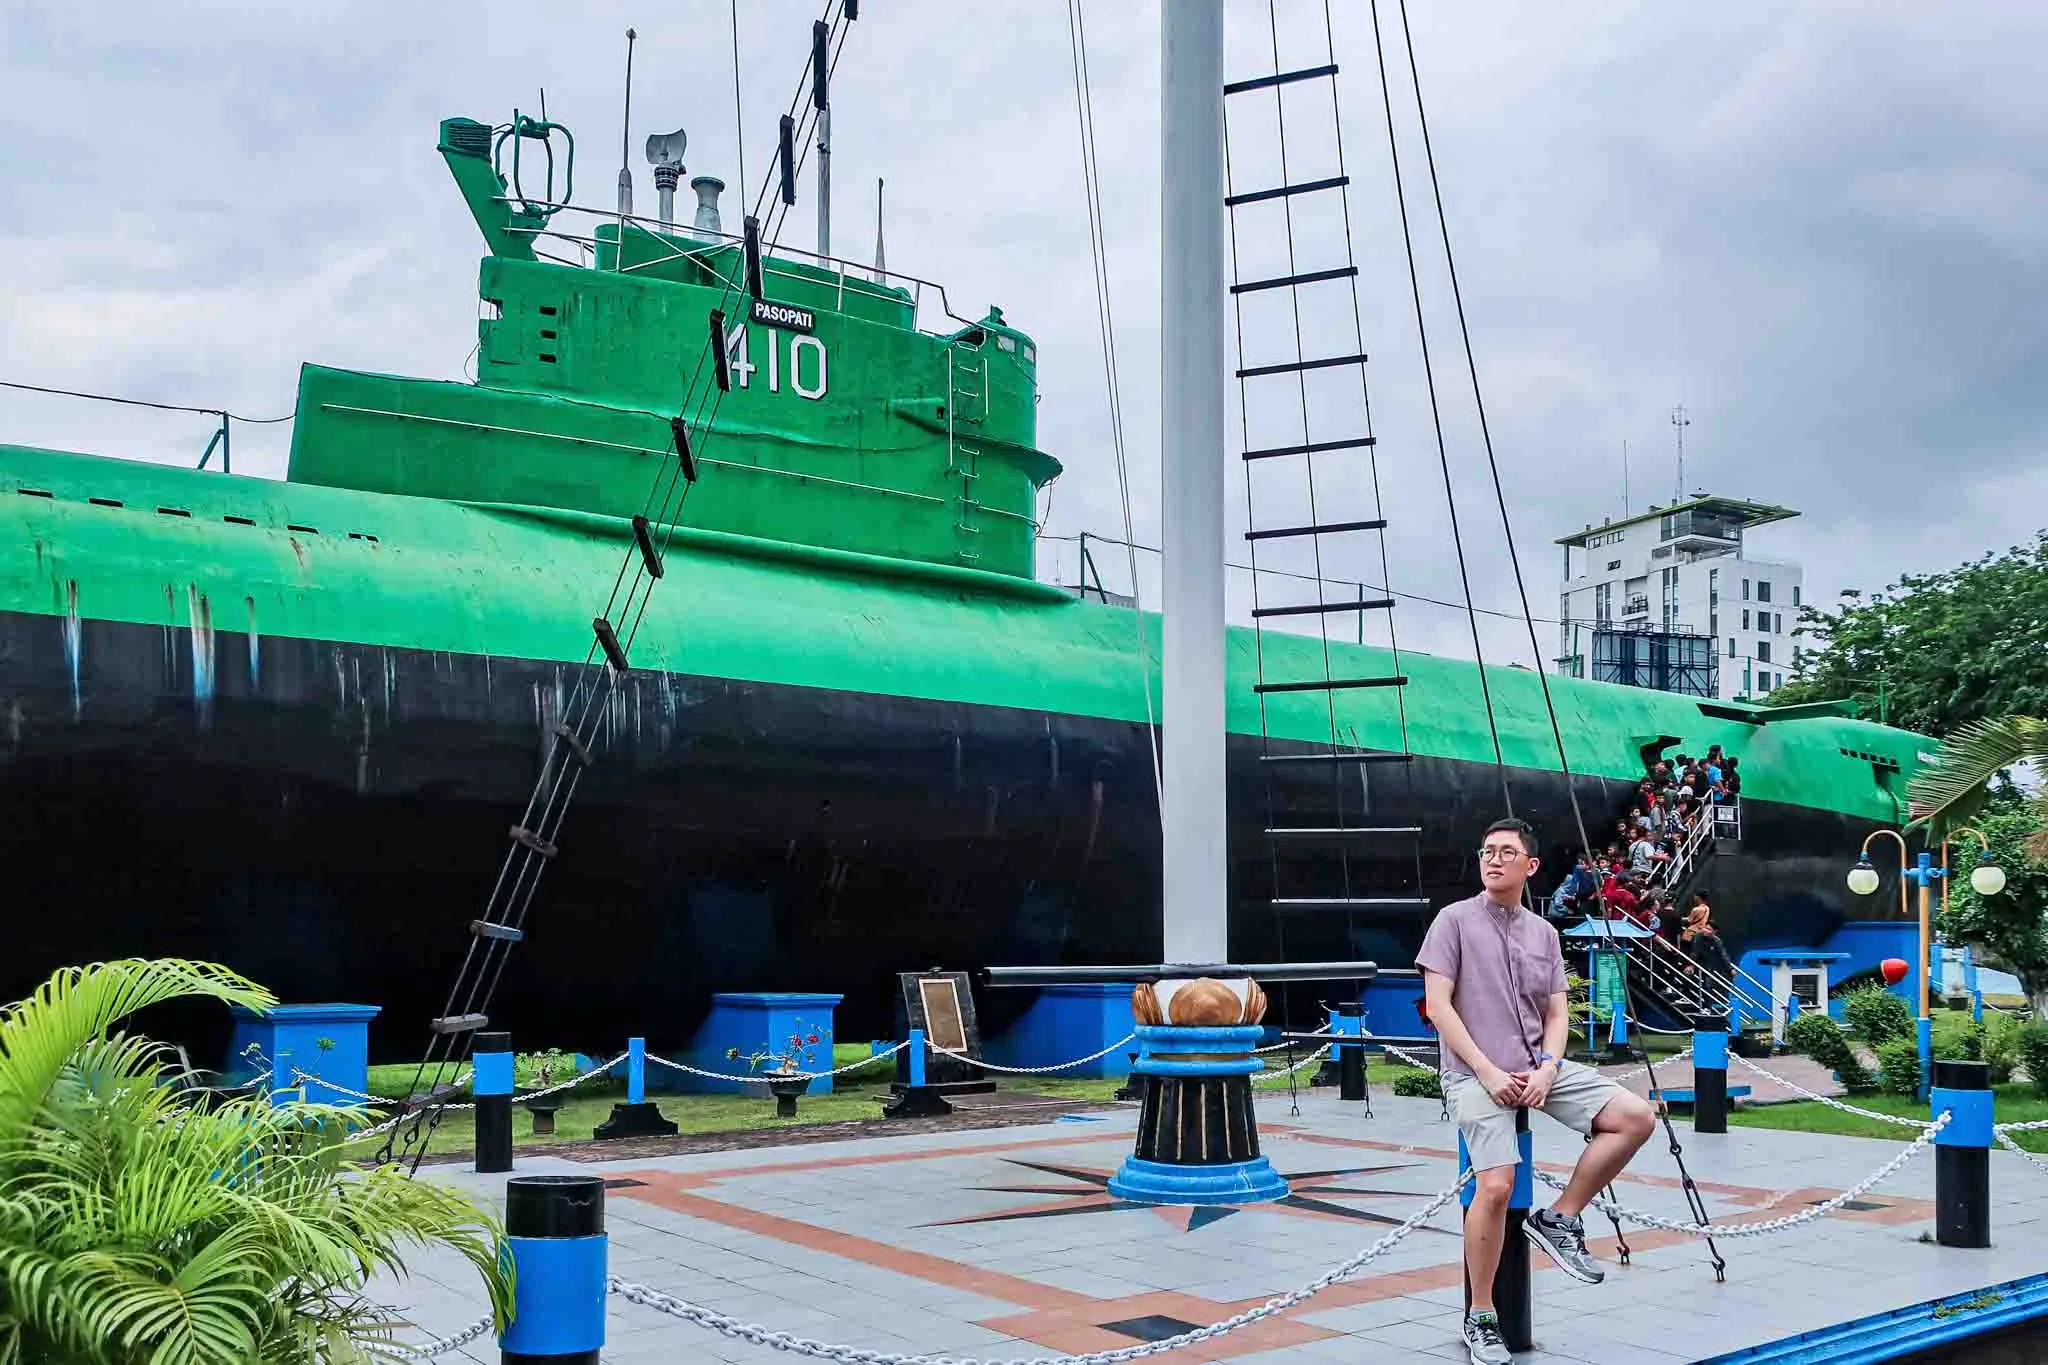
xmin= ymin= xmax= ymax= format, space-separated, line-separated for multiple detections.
xmin=984 ymin=983 xmax=1136 ymax=1079
xmin=1108 ymin=1025 xmax=1288 ymax=1206
xmin=226 ymin=1002 xmax=380 ymax=1107
xmin=669 ymin=993 xmax=844 ymax=1095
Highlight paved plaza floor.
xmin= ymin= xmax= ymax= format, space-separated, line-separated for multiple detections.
xmin=374 ymin=1084 xmax=2048 ymax=1363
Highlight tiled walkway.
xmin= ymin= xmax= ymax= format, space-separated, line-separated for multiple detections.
xmin=373 ymin=1086 xmax=2048 ymax=1364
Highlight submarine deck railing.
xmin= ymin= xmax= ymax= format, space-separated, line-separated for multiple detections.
xmin=494 ymin=198 xmax=981 ymax=336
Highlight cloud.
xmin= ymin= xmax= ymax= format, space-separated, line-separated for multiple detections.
xmin=2 ymin=0 xmax=2042 ymax=673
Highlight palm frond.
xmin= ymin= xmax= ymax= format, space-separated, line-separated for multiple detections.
xmin=1908 ymin=715 xmax=2048 ymax=830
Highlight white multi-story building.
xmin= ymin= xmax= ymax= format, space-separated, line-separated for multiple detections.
xmin=1555 ymin=495 xmax=1805 ymax=702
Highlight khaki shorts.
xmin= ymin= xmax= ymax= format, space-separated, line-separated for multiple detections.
xmin=1443 ymin=1061 xmax=1627 ymax=1172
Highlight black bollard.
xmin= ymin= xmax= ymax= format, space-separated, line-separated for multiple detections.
xmin=1691 ymin=1013 xmax=1730 ymax=1135
xmin=1932 ymin=1059 xmax=1992 ymax=1249
xmin=1461 ymin=1108 xmax=1533 ymax=1354
xmin=474 ymin=1031 xmax=514 ymax=1175
xmin=1338 ymin=1002 xmax=1366 ymax=1102
xmin=501 ymin=1174 xmax=606 ymax=1364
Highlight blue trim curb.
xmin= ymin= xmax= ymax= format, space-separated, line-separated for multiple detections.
xmin=1696 ymin=1271 xmax=2048 ymax=1362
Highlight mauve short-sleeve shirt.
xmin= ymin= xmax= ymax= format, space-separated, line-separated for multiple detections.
xmin=1414 ymin=893 xmax=1568 ymax=1077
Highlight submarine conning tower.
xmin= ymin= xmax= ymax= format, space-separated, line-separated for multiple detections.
xmin=283 ymin=113 xmax=1059 ymax=581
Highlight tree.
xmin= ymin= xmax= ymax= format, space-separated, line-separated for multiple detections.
xmin=0 ymin=959 xmax=511 ymax=1364
xmin=1768 ymin=531 xmax=2048 ymax=737
xmin=1938 ymin=800 xmax=2048 ymax=1017
xmin=1909 ymin=714 xmax=2048 ymax=858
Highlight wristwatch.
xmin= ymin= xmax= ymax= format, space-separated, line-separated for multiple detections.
xmin=1535 ymin=1052 xmax=1557 ymax=1069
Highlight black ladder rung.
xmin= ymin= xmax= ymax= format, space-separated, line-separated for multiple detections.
xmin=1244 ymin=436 xmax=1377 ymax=461
xmin=1246 ymin=518 xmax=1387 ymax=542
xmin=1254 ymin=674 xmax=1408 ymax=694
xmin=631 ymin=514 xmax=665 ymax=580
xmin=1264 ymin=826 xmax=1425 ymax=839
xmin=552 ymin=722 xmax=592 ymax=769
xmin=1236 ymin=352 xmax=1368 ymax=380
xmin=469 ymin=919 xmax=525 ymax=942
xmin=510 ymin=825 xmax=559 ymax=859
xmin=1225 ymin=175 xmax=1349 ymax=208
xmin=1253 ymin=598 xmax=1395 ymax=619
xmin=1224 ymin=63 xmax=1338 ymax=96
xmin=1272 ymin=897 xmax=1435 ymax=912
xmin=1261 ymin=750 xmax=1415 ymax=767
xmin=593 ymin=616 xmax=630 ymax=674
xmin=1230 ymin=265 xmax=1358 ymax=295
xmin=430 ymin=1013 xmax=489 ymax=1035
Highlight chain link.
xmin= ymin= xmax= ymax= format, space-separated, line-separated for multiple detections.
xmin=1535 ymin=1109 xmax=1949 ymax=1239
xmin=647 ymin=1041 xmax=909 ymax=1084
xmin=1253 ymin=1031 xmax=1331 ymax=1054
xmin=1995 ymin=1118 xmax=2048 ymax=1133
xmin=1996 ymin=1129 xmax=2048 ymax=1174
xmin=927 ymin=1034 xmax=1136 ymax=1075
xmin=608 ymin=1166 xmax=1470 ymax=1364
xmin=1609 ymin=1047 xmax=1691 ymax=1082
xmin=380 ymin=1312 xmax=496 ymax=1360
xmin=1727 ymin=1053 xmax=1936 ymax=1129
xmin=1253 ymin=1046 xmax=1330 ymax=1083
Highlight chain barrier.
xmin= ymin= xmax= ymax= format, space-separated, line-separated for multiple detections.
xmin=647 ymin=1041 xmax=909 ymax=1085
xmin=1254 ymin=1030 xmax=1332 ymax=1054
xmin=1361 ymin=1032 xmax=1440 ymax=1073
xmin=1726 ymin=1053 xmax=1936 ymax=1130
xmin=380 ymin=1312 xmax=496 ymax=1360
xmin=927 ymin=1034 xmax=1136 ymax=1075
xmin=1995 ymin=1118 xmax=2048 ymax=1133
xmin=1253 ymin=1046 xmax=1330 ymax=1083
xmin=1610 ymin=1047 xmax=1691 ymax=1083
xmin=1535 ymin=1109 xmax=1950 ymax=1240
xmin=607 ymin=1165 xmax=1472 ymax=1364
xmin=1996 ymin=1129 xmax=2048 ymax=1175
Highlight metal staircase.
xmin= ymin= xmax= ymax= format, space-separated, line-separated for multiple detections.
xmin=1223 ymin=14 xmax=1428 ymax=999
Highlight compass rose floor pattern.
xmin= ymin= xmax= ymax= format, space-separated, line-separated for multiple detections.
xmin=381 ymin=1090 xmax=2048 ymax=1363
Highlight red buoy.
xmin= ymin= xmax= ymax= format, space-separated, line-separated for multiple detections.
xmin=1880 ymin=957 xmax=1909 ymax=986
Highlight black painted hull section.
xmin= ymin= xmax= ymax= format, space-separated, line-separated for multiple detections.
xmin=0 ymin=612 xmax=1898 ymax=1056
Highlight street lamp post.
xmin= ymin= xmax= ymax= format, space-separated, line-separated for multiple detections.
xmin=1848 ymin=828 xmax=2005 ymax=1100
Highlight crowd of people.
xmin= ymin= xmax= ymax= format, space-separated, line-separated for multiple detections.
xmin=1543 ymin=746 xmax=1743 ymax=985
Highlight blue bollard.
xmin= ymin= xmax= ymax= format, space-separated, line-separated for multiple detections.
xmin=591 ymin=1035 xmax=677 ymax=1141
xmin=1337 ymin=1002 xmax=1366 ymax=1102
xmin=1692 ymin=1013 xmax=1730 ymax=1134
xmin=1932 ymin=1060 xmax=1992 ymax=1249
xmin=909 ymin=1027 xmax=927 ymax=1087
xmin=501 ymin=1175 xmax=606 ymax=1365
xmin=1459 ymin=1108 xmax=1533 ymax=1353
xmin=474 ymin=1032 xmax=514 ymax=1175
xmin=627 ymin=1036 xmax=646 ymax=1106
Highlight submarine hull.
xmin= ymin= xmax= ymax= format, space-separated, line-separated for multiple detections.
xmin=0 ymin=609 xmax=1891 ymax=1057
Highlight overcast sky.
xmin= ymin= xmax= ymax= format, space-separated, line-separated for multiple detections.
xmin=4 ymin=1 xmax=2045 ymax=669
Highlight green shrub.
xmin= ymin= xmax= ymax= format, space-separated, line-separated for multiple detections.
xmin=1784 ymin=1012 xmax=1875 ymax=1091
xmin=1934 ymin=1023 xmax=1984 ymax=1064
xmin=1984 ymin=1015 xmax=2022 ymax=1085
xmin=1392 ymin=1069 xmax=1443 ymax=1099
xmin=1841 ymin=987 xmax=1915 ymax=1046
xmin=2018 ymin=1021 xmax=2048 ymax=1097
xmin=1876 ymin=1037 xmax=1921 ymax=1095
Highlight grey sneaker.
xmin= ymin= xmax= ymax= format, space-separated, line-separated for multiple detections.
xmin=1462 ymin=1310 xmax=1511 ymax=1364
xmin=1525 ymin=1206 xmax=1605 ymax=1284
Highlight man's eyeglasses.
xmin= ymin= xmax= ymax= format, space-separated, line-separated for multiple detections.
xmin=1477 ymin=846 xmax=1526 ymax=863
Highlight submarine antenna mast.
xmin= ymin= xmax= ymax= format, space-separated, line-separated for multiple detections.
xmin=873 ymin=177 xmax=886 ymax=280
xmin=1159 ymin=0 xmax=1226 ymax=965
xmin=1671 ymin=403 xmax=1689 ymax=500
xmin=617 ymin=28 xmax=638 ymax=256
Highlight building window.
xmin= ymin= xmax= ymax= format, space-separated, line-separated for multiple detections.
xmin=1595 ymin=582 xmax=1613 ymax=625
xmin=1709 ymin=567 xmax=1719 ymax=606
xmin=1742 ymin=609 xmax=1750 ymax=630
xmin=1757 ymin=580 xmax=1773 ymax=603
xmin=1793 ymin=584 xmax=1802 ymax=606
xmin=1774 ymin=612 xmax=1783 ymax=634
xmin=1728 ymin=638 xmax=1736 ymax=658
xmin=1758 ymin=641 xmax=1772 ymax=663
xmin=1607 ymin=559 xmax=1622 ymax=571
xmin=1743 ymin=579 xmax=1751 ymax=600
xmin=1710 ymin=613 xmax=1718 ymax=635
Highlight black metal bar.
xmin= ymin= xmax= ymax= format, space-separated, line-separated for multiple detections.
xmin=1254 ymin=598 xmax=1395 ymax=619
xmin=1246 ymin=518 xmax=1388 ymax=542
xmin=743 ymin=216 xmax=765 ymax=295
xmin=1225 ymin=175 xmax=1349 ymax=207
xmin=1253 ymin=674 xmax=1409 ymax=694
xmin=630 ymin=514 xmax=665 ymax=580
xmin=1263 ymin=825 xmax=1424 ymax=839
xmin=671 ymin=415 xmax=698 ymax=482
xmin=1272 ymin=897 xmax=1434 ymax=911
xmin=469 ymin=920 xmax=525 ymax=942
xmin=592 ymin=616 xmax=630 ymax=674
xmin=844 ymin=0 xmax=858 ymax=18
xmin=509 ymin=825 xmax=559 ymax=859
xmin=1236 ymin=352 xmax=1368 ymax=379
xmin=710 ymin=309 xmax=731 ymax=392
xmin=778 ymin=116 xmax=797 ymax=207
xmin=979 ymin=961 xmax=1380 ymax=987
xmin=1223 ymin=63 xmax=1338 ymax=95
xmin=1282 ymin=1031 xmax=1436 ymax=1045
xmin=1244 ymin=435 xmax=1377 ymax=461
xmin=430 ymin=1013 xmax=488 ymax=1034
xmin=811 ymin=19 xmax=830 ymax=110
xmin=552 ymin=722 xmax=592 ymax=770
xmin=1230 ymin=265 xmax=1357 ymax=295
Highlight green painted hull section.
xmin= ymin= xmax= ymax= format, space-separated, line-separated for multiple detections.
xmin=0 ymin=441 xmax=1926 ymax=822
